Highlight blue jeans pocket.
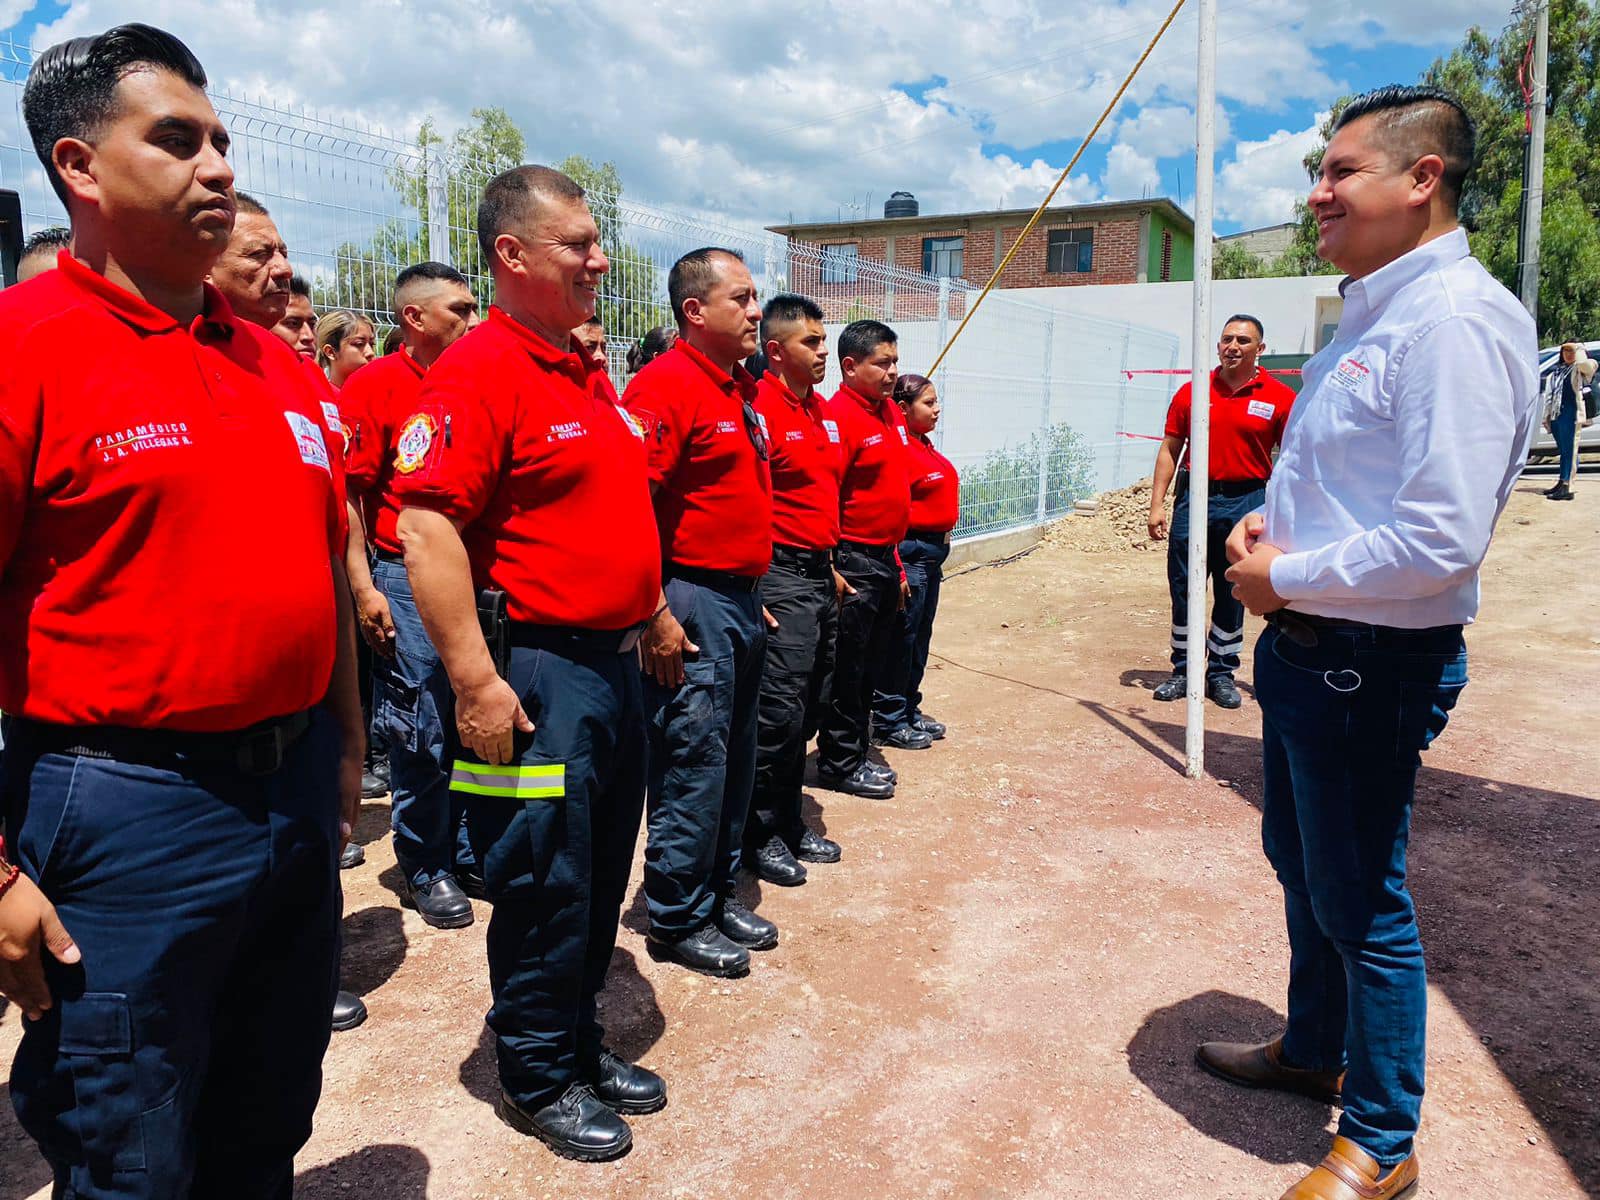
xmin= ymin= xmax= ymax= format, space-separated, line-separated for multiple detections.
xmin=373 ymin=667 xmax=421 ymax=755
xmin=59 ymin=993 xmax=146 ymax=1172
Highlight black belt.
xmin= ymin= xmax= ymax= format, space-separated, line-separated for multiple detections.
xmin=14 ymin=709 xmax=313 ymax=776
xmin=666 ymin=563 xmax=763 ymax=593
xmin=1268 ymin=610 xmax=1461 ymax=649
xmin=509 ymin=621 xmax=647 ymax=656
xmin=373 ymin=547 xmax=405 ymax=564
xmin=837 ymin=539 xmax=898 ymax=562
xmin=1176 ymin=471 xmax=1267 ymax=499
xmin=905 ymin=528 xmax=953 ymax=544
xmin=771 ymin=544 xmax=835 ymax=579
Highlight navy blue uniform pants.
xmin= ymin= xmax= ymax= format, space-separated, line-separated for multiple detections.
xmin=373 ymin=557 xmax=474 ymax=889
xmin=643 ymin=578 xmax=765 ymax=939
xmin=3 ymin=712 xmax=342 ymax=1200
xmin=873 ymin=534 xmax=950 ymax=732
xmin=1166 ymin=483 xmax=1264 ymax=681
xmin=457 ymin=639 xmax=647 ymax=1111
xmin=748 ymin=554 xmax=836 ymax=850
xmin=817 ymin=546 xmax=901 ymax=776
xmin=1257 ymin=621 xmax=1467 ymax=1166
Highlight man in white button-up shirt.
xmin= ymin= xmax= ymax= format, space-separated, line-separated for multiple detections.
xmin=1197 ymin=86 xmax=1538 ymax=1200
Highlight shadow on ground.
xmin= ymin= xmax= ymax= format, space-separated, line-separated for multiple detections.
xmin=341 ymin=905 xmax=408 ymax=998
xmin=0 ymin=1085 xmax=53 ymax=1200
xmin=295 ymin=1142 xmax=431 ymax=1198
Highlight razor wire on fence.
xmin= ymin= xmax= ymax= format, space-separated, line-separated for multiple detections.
xmin=0 ymin=32 xmax=1179 ymax=543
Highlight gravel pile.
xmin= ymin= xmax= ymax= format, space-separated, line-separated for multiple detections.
xmin=1045 ymin=478 xmax=1171 ymax=553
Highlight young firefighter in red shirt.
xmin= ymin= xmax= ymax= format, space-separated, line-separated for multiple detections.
xmin=0 ymin=25 xmax=363 ymax=1197
xmin=742 ymin=294 xmax=847 ymax=888
xmin=623 ymin=248 xmax=777 ymax=979
xmin=344 ymin=262 xmax=483 ymax=931
xmin=1147 ymin=314 xmax=1294 ymax=708
xmin=816 ymin=319 xmax=919 ymax=798
xmin=872 ymin=373 xmax=960 ymax=744
xmin=394 ymin=166 xmax=665 ymax=1162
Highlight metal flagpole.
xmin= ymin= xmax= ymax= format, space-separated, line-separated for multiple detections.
xmin=1186 ymin=0 xmax=1218 ymax=779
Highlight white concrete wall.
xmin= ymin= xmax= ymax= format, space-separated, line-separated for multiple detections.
xmin=1000 ymin=275 xmax=1345 ymax=366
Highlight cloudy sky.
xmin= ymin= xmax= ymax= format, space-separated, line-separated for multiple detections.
xmin=3 ymin=0 xmax=1513 ymax=235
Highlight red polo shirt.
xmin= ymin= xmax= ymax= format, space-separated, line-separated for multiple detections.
xmin=345 ymin=348 xmax=427 ymax=553
xmin=754 ymin=372 xmax=843 ymax=551
xmin=390 ymin=306 xmax=660 ymax=629
xmin=1164 ymin=367 xmax=1296 ymax=483
xmin=906 ymin=433 xmax=960 ymax=534
xmin=622 ymin=339 xmax=772 ymax=576
xmin=0 ymin=253 xmax=345 ymax=731
xmin=827 ymin=383 xmax=911 ymax=546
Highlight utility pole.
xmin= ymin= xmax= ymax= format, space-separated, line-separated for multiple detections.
xmin=1518 ymin=0 xmax=1548 ymax=321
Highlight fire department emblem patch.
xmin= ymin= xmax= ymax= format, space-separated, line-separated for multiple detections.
xmin=394 ymin=413 xmax=438 ymax=474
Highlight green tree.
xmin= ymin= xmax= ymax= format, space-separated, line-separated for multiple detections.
xmin=556 ymin=155 xmax=673 ymax=345
xmin=1213 ymin=239 xmax=1269 ymax=279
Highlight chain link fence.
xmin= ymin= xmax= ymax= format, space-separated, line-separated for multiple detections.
xmin=1 ymin=32 xmax=1178 ymax=543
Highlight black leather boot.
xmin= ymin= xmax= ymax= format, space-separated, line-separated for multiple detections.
xmin=588 ymin=1050 xmax=667 ymax=1114
xmin=647 ymin=924 xmax=750 ymax=977
xmin=748 ymin=835 xmax=807 ymax=886
xmin=405 ymin=876 xmax=475 ymax=929
xmin=496 ymin=1083 xmax=632 ymax=1161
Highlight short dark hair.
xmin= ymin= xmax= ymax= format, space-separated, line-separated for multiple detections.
xmin=1332 ymin=85 xmax=1475 ymax=208
xmin=1222 ymin=313 xmax=1264 ymax=340
xmin=393 ymin=260 xmax=469 ymax=318
xmin=578 ymin=314 xmax=603 ymax=329
xmin=20 ymin=226 xmax=71 ymax=260
xmin=234 ymin=191 xmax=269 ymax=217
xmin=476 ymin=165 xmax=586 ymax=265
xmin=760 ymin=292 xmax=824 ymax=346
xmin=838 ymin=318 xmax=896 ymax=365
xmin=668 ymin=247 xmax=745 ymax=326
xmin=626 ymin=324 xmax=674 ymax=373
xmin=22 ymin=23 xmax=207 ymax=206
xmin=894 ymin=373 xmax=932 ymax=405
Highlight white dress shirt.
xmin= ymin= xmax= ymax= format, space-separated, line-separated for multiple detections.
xmin=1263 ymin=229 xmax=1538 ymax=628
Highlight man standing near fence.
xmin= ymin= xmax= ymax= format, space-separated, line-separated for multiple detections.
xmin=1147 ymin=315 xmax=1293 ymax=709
xmin=1209 ymin=85 xmax=1538 ymax=1200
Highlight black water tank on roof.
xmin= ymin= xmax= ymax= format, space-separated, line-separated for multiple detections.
xmin=884 ymin=191 xmax=919 ymax=218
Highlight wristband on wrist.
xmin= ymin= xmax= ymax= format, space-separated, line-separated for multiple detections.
xmin=0 ymin=860 xmax=21 ymax=902
xmin=652 ymin=602 xmax=670 ymax=620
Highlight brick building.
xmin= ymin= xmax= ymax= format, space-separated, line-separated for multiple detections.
xmin=768 ymin=194 xmax=1194 ymax=320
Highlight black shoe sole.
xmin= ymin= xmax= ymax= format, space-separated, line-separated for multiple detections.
xmin=1193 ymin=1048 xmax=1342 ymax=1107
xmin=495 ymin=1095 xmax=633 ymax=1161
xmin=794 ymin=848 xmax=841 ymax=864
xmin=331 ymin=1005 xmax=368 ymax=1033
xmin=401 ymin=894 xmax=476 ymax=930
xmin=719 ymin=927 xmax=779 ymax=951
xmin=596 ymin=1090 xmax=668 ymax=1116
xmin=816 ymin=775 xmax=895 ymax=799
xmin=645 ymin=939 xmax=750 ymax=978
xmin=750 ymin=863 xmax=807 ymax=887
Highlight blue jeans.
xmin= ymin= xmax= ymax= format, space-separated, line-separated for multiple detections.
xmin=1167 ymin=484 xmax=1264 ymax=680
xmin=459 ymin=640 xmax=647 ymax=1109
xmin=1553 ymin=396 xmax=1578 ymax=482
xmin=4 ymin=712 xmax=342 ymax=1198
xmin=373 ymin=557 xmax=473 ymax=888
xmin=643 ymin=577 xmax=766 ymax=938
xmin=1255 ymin=621 xmax=1467 ymax=1167
xmin=873 ymin=534 xmax=950 ymax=731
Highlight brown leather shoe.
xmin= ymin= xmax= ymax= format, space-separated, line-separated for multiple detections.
xmin=1195 ymin=1036 xmax=1343 ymax=1105
xmin=1280 ymin=1137 xmax=1418 ymax=1199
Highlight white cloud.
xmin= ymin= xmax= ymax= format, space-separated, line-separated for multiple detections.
xmin=1215 ymin=117 xmax=1326 ymax=229
xmin=1102 ymin=144 xmax=1161 ymax=201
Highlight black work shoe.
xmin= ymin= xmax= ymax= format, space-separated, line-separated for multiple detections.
xmin=371 ymin=754 xmax=391 ymax=786
xmin=339 ymin=842 xmax=365 ymax=870
xmin=647 ymin=925 xmax=750 ymax=977
xmin=1207 ymin=675 xmax=1243 ymax=709
xmin=360 ymin=767 xmax=388 ymax=799
xmin=1152 ymin=673 xmax=1186 ymax=702
xmin=405 ymin=876 xmax=475 ymax=929
xmin=1549 ymin=482 xmax=1575 ymax=500
xmin=912 ymin=712 xmax=947 ymax=739
xmin=716 ymin=897 xmax=779 ymax=950
xmin=748 ymin=835 xmax=807 ymax=887
xmin=456 ymin=868 xmax=487 ymax=900
xmin=332 ymin=990 xmax=367 ymax=1032
xmin=863 ymin=759 xmax=897 ymax=783
xmin=497 ymin=1083 xmax=632 ymax=1162
xmin=588 ymin=1050 xmax=667 ymax=1115
xmin=817 ymin=764 xmax=895 ymax=799
xmin=794 ymin=827 xmax=842 ymax=864
xmin=873 ymin=724 xmax=934 ymax=750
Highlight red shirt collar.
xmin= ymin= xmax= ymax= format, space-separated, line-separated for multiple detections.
xmin=488 ymin=305 xmax=595 ymax=377
xmin=398 ymin=345 xmax=427 ymax=379
xmin=1211 ymin=366 xmax=1265 ymax=398
xmin=57 ymin=250 xmax=236 ymax=339
xmin=764 ymin=371 xmax=819 ymax=409
xmin=841 ymin=382 xmax=891 ymax=415
xmin=674 ymin=337 xmax=757 ymax=399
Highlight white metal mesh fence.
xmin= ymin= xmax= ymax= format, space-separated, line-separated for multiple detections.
xmin=0 ymin=33 xmax=1178 ymax=543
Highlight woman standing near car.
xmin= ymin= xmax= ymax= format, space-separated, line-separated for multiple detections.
xmin=1544 ymin=342 xmax=1595 ymax=500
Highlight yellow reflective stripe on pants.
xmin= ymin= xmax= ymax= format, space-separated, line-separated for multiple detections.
xmin=449 ymin=762 xmax=565 ymax=799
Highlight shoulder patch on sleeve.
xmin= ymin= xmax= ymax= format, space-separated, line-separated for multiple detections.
xmin=394 ymin=412 xmax=438 ymax=474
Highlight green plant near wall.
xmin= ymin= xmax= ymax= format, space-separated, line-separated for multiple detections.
xmin=954 ymin=422 xmax=1097 ymax=537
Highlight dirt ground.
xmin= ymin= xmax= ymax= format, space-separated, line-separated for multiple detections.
xmin=3 ymin=477 xmax=1596 ymax=1199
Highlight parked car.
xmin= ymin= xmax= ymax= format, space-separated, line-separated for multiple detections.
xmin=1529 ymin=339 xmax=1600 ymax=457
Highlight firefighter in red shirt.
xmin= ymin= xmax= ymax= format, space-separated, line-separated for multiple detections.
xmin=816 ymin=320 xmax=917 ymax=796
xmin=0 ymin=25 xmax=362 ymax=1196
xmin=872 ymin=373 xmax=960 ymax=743
xmin=743 ymin=293 xmax=847 ymax=888
xmin=1147 ymin=314 xmax=1294 ymax=707
xmin=623 ymin=248 xmax=776 ymax=978
xmin=394 ymin=165 xmax=665 ymax=1161
xmin=344 ymin=261 xmax=482 ymax=930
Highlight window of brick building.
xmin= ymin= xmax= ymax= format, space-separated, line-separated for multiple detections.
xmin=922 ymin=235 xmax=964 ymax=278
xmin=1046 ymin=227 xmax=1094 ymax=274
xmin=821 ymin=243 xmax=859 ymax=285
xmin=1160 ymin=231 xmax=1173 ymax=281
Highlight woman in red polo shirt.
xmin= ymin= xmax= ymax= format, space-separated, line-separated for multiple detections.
xmin=873 ymin=373 xmax=960 ymax=743
xmin=317 ymin=309 xmax=378 ymax=390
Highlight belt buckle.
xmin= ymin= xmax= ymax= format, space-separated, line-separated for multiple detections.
xmin=1271 ymin=611 xmax=1318 ymax=648
xmin=237 ymin=724 xmax=288 ymax=775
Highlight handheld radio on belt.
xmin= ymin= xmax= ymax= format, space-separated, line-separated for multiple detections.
xmin=477 ymin=589 xmax=511 ymax=679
